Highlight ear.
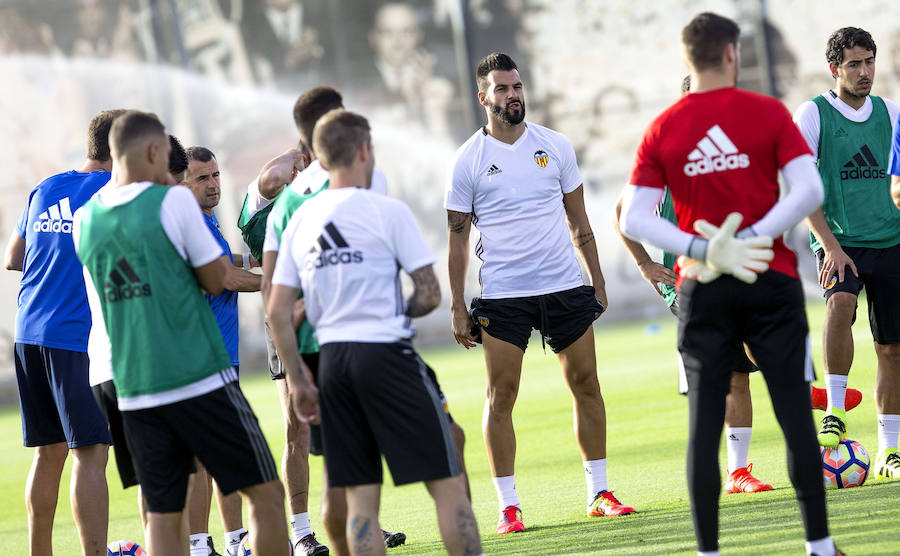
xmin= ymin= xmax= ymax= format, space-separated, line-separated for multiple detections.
xmin=829 ymin=61 xmax=839 ymax=79
xmin=477 ymin=90 xmax=488 ymax=107
xmin=723 ymin=42 xmax=737 ymax=66
xmin=147 ymin=140 xmax=159 ymax=165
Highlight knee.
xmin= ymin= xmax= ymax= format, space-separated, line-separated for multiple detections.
xmin=35 ymin=443 xmax=69 ymax=464
xmin=486 ymin=382 xmax=518 ymax=414
xmin=826 ymin=294 xmax=857 ymax=323
xmin=874 ymin=342 xmax=900 ymax=366
xmin=321 ymin=489 xmax=347 ymax=532
xmin=568 ymin=367 xmax=601 ymax=399
xmin=729 ymin=372 xmax=750 ymax=394
xmin=71 ymin=443 xmax=109 ymax=466
xmin=285 ymin=417 xmax=310 ymax=450
xmin=246 ymin=480 xmax=285 ymax=511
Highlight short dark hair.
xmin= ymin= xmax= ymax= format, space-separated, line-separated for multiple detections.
xmin=168 ymin=135 xmax=188 ymax=175
xmin=185 ymin=146 xmax=216 ymax=163
xmin=313 ymin=110 xmax=371 ymax=171
xmin=680 ymin=75 xmax=691 ymax=94
xmin=681 ymin=12 xmax=740 ymax=72
xmin=826 ymin=27 xmax=876 ymax=66
xmin=292 ymin=86 xmax=344 ymax=149
xmin=109 ymin=111 xmax=165 ymax=157
xmin=86 ymin=109 xmax=128 ymax=161
xmin=476 ymin=52 xmax=518 ymax=92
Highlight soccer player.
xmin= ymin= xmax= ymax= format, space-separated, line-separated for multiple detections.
xmin=4 ymin=108 xmax=125 ymax=556
xmin=792 ymin=28 xmax=900 ymax=480
xmin=183 ymin=146 xmax=263 ymax=556
xmin=170 ymin=134 xmax=189 ymax=184
xmin=619 ymin=12 xmax=840 ymax=556
xmin=445 ymin=52 xmax=633 ymax=534
xmin=268 ymin=108 xmax=482 ymax=556
xmin=73 ymin=111 xmax=291 ymax=556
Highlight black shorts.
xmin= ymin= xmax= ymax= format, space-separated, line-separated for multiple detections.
xmin=677 ymin=272 xmax=815 ymax=397
xmin=469 ymin=285 xmax=603 ymax=352
xmin=318 ymin=342 xmax=460 ymax=487
xmin=92 ymin=380 xmax=139 ymax=489
xmin=14 ymin=343 xmax=111 ymax=448
xmin=121 ymin=381 xmax=278 ymax=513
xmin=816 ymin=244 xmax=900 ymax=344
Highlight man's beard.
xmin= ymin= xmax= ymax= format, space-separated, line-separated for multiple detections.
xmin=840 ymin=82 xmax=871 ymax=101
xmin=487 ymin=99 xmax=526 ymax=125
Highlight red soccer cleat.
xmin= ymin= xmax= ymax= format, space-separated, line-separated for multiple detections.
xmin=725 ymin=463 xmax=773 ymax=493
xmin=810 ymin=385 xmax=862 ymax=411
xmin=496 ymin=505 xmax=525 ymax=534
xmin=586 ymin=490 xmax=636 ymax=517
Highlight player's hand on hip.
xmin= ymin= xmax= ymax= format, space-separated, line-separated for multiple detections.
xmin=291 ymin=383 xmax=320 ymax=424
xmin=451 ymin=306 xmax=477 ymax=349
xmin=593 ymin=286 xmax=608 ymax=317
xmin=818 ymin=246 xmax=858 ymax=289
xmin=694 ymin=213 xmax=774 ymax=284
xmin=677 ymin=256 xmax=722 ymax=283
xmin=638 ymin=261 xmax=677 ymax=295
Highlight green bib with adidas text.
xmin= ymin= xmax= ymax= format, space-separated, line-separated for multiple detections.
xmin=811 ymin=94 xmax=900 ymax=251
xmin=77 ymin=185 xmax=231 ymax=400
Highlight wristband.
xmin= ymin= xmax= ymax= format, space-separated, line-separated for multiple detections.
xmin=687 ymin=237 xmax=709 ymax=262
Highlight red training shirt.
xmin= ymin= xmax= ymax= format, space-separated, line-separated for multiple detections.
xmin=628 ymin=86 xmax=811 ymax=282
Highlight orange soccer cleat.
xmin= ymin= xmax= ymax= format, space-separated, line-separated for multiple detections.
xmin=496 ymin=505 xmax=525 ymax=534
xmin=810 ymin=385 xmax=862 ymax=411
xmin=586 ymin=490 xmax=636 ymax=517
xmin=725 ymin=463 xmax=774 ymax=493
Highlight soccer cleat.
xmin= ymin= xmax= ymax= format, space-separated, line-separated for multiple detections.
xmin=382 ymin=529 xmax=407 ymax=548
xmin=724 ymin=463 xmax=773 ymax=493
xmin=586 ymin=490 xmax=636 ymax=517
xmin=810 ymin=386 xmax=862 ymax=411
xmin=294 ymin=533 xmax=330 ymax=556
xmin=817 ymin=411 xmax=847 ymax=448
xmin=208 ymin=536 xmax=223 ymax=556
xmin=873 ymin=448 xmax=900 ymax=479
xmin=496 ymin=505 xmax=525 ymax=534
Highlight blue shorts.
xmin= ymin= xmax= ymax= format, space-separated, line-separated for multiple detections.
xmin=14 ymin=343 xmax=111 ymax=448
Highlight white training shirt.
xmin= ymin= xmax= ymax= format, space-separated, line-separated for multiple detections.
xmin=793 ymin=92 xmax=900 ymax=158
xmin=262 ymin=160 xmax=388 ymax=253
xmin=73 ymin=183 xmax=230 ymax=404
xmin=272 ymin=187 xmax=434 ymax=345
xmin=444 ymin=123 xmax=584 ymax=298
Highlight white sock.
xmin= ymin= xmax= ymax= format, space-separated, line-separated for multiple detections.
xmin=189 ymin=533 xmax=209 ymax=556
xmin=583 ymin=458 xmax=608 ymax=502
xmin=291 ymin=512 xmax=312 ymax=541
xmin=698 ymin=551 xmax=720 ymax=556
xmin=726 ymin=427 xmax=752 ymax=471
xmin=824 ymin=374 xmax=848 ymax=411
xmin=806 ymin=535 xmax=835 ymax=556
xmin=224 ymin=528 xmax=247 ymax=555
xmin=491 ymin=475 xmax=520 ymax=510
xmin=878 ymin=414 xmax=900 ymax=452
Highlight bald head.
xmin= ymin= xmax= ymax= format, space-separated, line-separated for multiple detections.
xmin=110 ymin=111 xmax=170 ymax=185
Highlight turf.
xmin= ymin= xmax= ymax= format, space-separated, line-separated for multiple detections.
xmin=1 ymin=300 xmax=899 ymax=554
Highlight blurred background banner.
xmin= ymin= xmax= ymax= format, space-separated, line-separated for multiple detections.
xmin=3 ymin=0 xmax=900 ymax=384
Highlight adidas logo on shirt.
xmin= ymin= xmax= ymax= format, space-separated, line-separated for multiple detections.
xmin=309 ymin=222 xmax=363 ymax=268
xmin=840 ymin=144 xmax=885 ymax=181
xmin=683 ymin=125 xmax=750 ymax=176
xmin=486 ymin=164 xmax=503 ymax=176
xmin=104 ymin=257 xmax=152 ymax=302
xmin=33 ymin=197 xmax=74 ymax=233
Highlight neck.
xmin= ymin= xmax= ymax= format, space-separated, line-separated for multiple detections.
xmin=328 ymin=167 xmax=367 ymax=190
xmin=484 ymin=119 xmax=525 ymax=145
xmin=115 ymin=167 xmax=153 ymax=187
xmin=833 ymin=86 xmax=867 ymax=110
xmin=690 ymin=69 xmax=735 ymax=93
xmin=79 ymin=158 xmax=112 ymax=173
xmin=202 ymin=207 xmax=213 ymax=216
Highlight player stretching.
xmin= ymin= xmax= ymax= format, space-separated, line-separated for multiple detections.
xmin=74 ymin=111 xmax=290 ymax=555
xmin=446 ymin=52 xmax=634 ymax=534
xmin=793 ymin=28 xmax=900 ymax=480
xmin=268 ymin=109 xmax=482 ymax=556
xmin=5 ymin=109 xmax=125 ymax=556
xmin=620 ymin=13 xmax=840 ymax=556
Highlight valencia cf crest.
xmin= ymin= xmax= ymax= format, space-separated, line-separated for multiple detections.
xmin=478 ymin=316 xmax=490 ymax=327
xmin=533 ymin=150 xmax=549 ymax=168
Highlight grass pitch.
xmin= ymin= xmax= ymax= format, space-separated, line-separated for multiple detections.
xmin=1 ymin=300 xmax=899 ymax=554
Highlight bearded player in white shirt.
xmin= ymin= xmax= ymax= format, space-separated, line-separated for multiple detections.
xmin=445 ymin=53 xmax=635 ymax=535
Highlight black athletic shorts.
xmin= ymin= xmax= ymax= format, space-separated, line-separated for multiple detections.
xmin=318 ymin=341 xmax=460 ymax=487
xmin=816 ymin=244 xmax=900 ymax=344
xmin=469 ymin=285 xmax=604 ymax=352
xmin=92 ymin=380 xmax=139 ymax=489
xmin=121 ymin=380 xmax=278 ymax=513
xmin=14 ymin=343 xmax=111 ymax=448
xmin=677 ymin=272 xmax=815 ymax=396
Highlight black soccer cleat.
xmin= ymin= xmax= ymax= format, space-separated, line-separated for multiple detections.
xmin=383 ymin=529 xmax=407 ymax=548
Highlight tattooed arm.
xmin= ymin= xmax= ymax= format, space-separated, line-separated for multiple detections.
xmin=406 ymin=264 xmax=441 ymax=318
xmin=447 ymin=210 xmax=477 ymax=348
xmin=563 ymin=184 xmax=607 ymax=309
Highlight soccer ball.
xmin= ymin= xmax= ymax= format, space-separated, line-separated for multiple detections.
xmin=106 ymin=540 xmax=146 ymax=556
xmin=821 ymin=439 xmax=870 ymax=489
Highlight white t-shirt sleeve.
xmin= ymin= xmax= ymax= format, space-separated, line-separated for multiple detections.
xmin=370 ymin=167 xmax=388 ymax=195
xmin=262 ymin=215 xmax=279 ymax=253
xmin=885 ymin=99 xmax=900 ymax=136
xmin=385 ymin=200 xmax=435 ymax=273
xmin=160 ymin=186 xmax=224 ymax=267
xmin=444 ymin=153 xmax=474 ymax=213
xmin=558 ymin=135 xmax=584 ymax=194
xmin=271 ymin=219 xmax=302 ymax=289
xmin=244 ymin=177 xmax=276 ymax=220
xmin=72 ymin=207 xmax=84 ymax=256
xmin=792 ymin=101 xmax=821 ymax=159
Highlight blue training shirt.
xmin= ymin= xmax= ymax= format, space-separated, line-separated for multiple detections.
xmin=890 ymin=110 xmax=900 ymax=177
xmin=203 ymin=212 xmax=240 ymax=366
xmin=15 ymin=170 xmax=111 ymax=351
